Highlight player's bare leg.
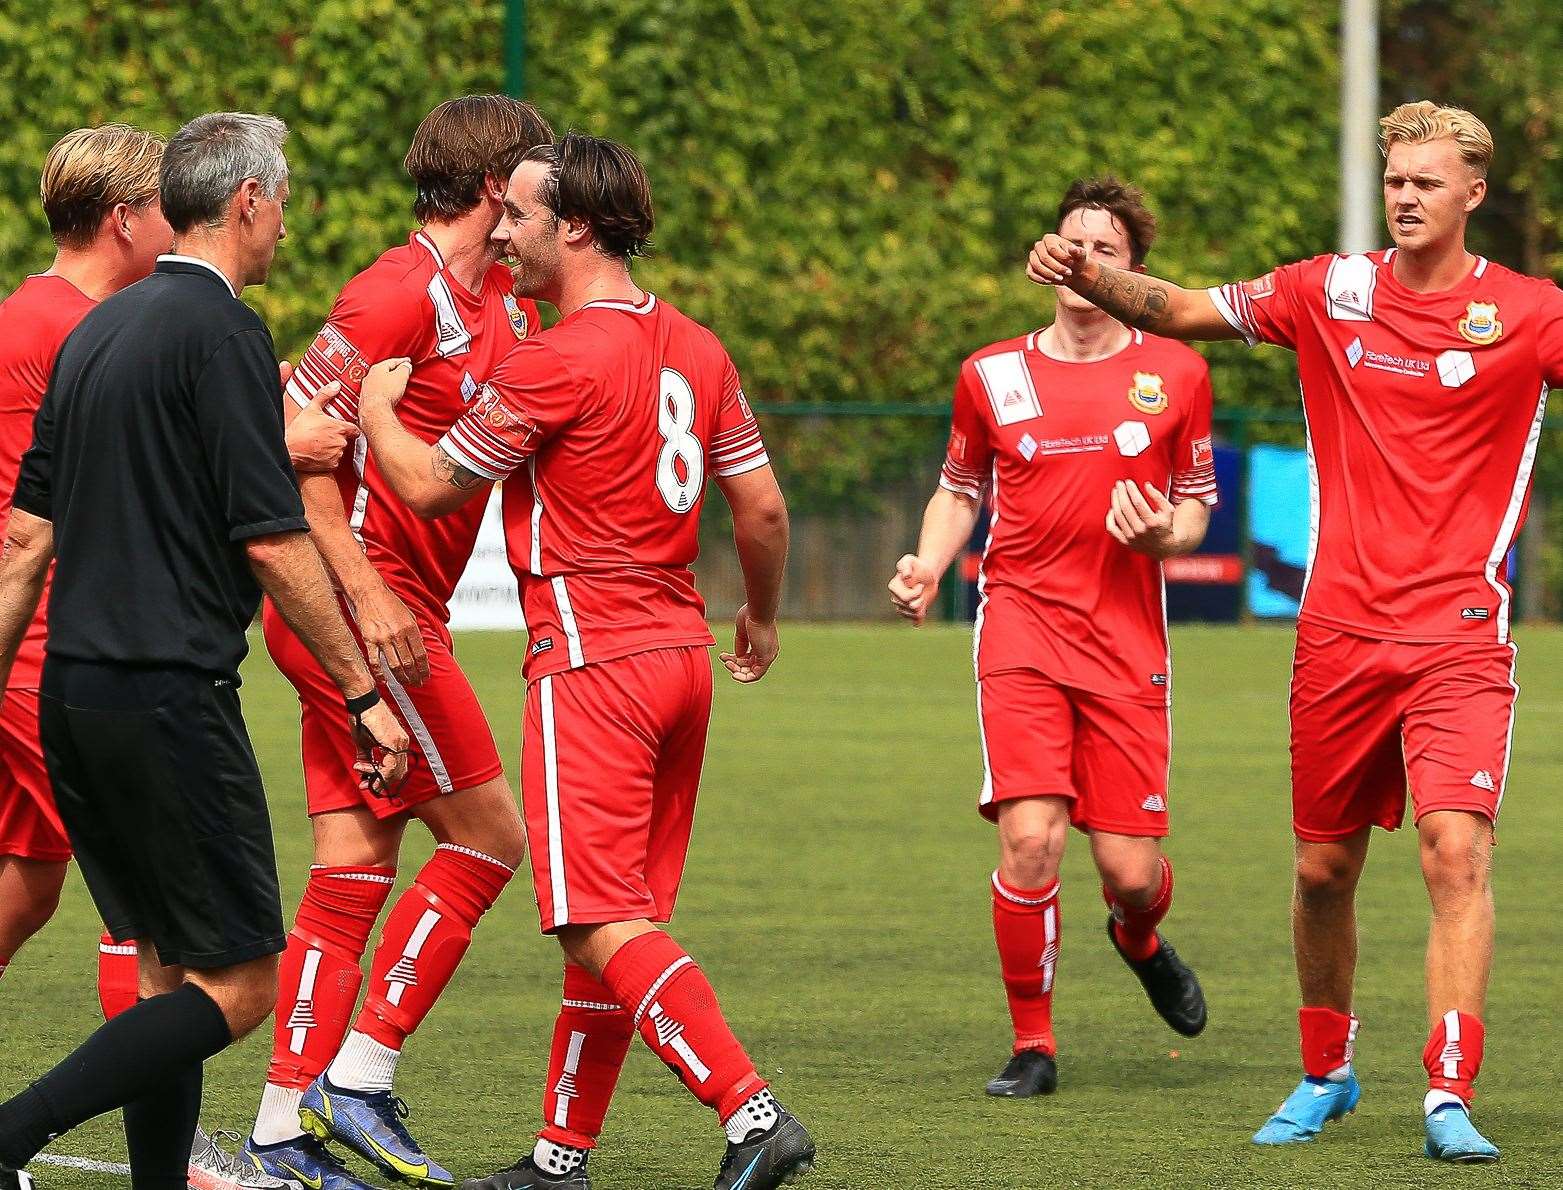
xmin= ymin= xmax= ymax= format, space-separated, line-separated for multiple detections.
xmin=1254 ymin=828 xmax=1370 ymax=1146
xmin=1092 ymin=833 xmax=1205 ymax=1037
xmin=0 ymin=857 xmax=65 ymax=973
xmin=1417 ymin=810 xmax=1498 ymax=1161
xmin=493 ymin=919 xmax=812 ymax=1190
xmin=985 ymin=797 xmax=1068 ymax=1097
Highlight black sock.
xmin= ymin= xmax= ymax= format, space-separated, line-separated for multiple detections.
xmin=0 ymin=983 xmax=229 ymax=1167
xmin=123 ymin=1059 xmax=202 ymax=1190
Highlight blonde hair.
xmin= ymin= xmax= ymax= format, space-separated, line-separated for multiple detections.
xmin=1378 ymin=101 xmax=1494 ymax=178
xmin=40 ymin=124 xmax=165 ymax=247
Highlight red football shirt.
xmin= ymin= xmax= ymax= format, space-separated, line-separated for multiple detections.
xmin=1210 ymin=250 xmax=1563 ymax=642
xmin=0 ymin=274 xmax=96 ymax=689
xmin=944 ymin=328 xmax=1217 ymax=704
xmin=285 ymin=230 xmax=539 ymax=620
xmin=436 ymin=292 xmax=770 ymax=679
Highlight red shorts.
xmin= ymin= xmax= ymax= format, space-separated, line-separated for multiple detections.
xmin=522 ymin=646 xmax=711 ymax=933
xmin=0 ymin=688 xmax=72 ymax=861
xmin=1289 ymin=622 xmax=1516 ymax=842
xmin=976 ymin=668 xmax=1171 ymax=837
xmin=262 ymin=598 xmax=503 ymax=819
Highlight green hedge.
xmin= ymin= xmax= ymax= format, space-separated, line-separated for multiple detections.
xmin=1 ymin=1 xmax=1556 ymax=511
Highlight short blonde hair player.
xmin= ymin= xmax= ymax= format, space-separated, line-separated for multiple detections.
xmin=1026 ymin=100 xmax=1563 ymax=1163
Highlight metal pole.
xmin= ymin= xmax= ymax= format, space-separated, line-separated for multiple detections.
xmin=504 ymin=0 xmax=526 ymax=97
xmin=1339 ymin=0 xmax=1380 ymax=253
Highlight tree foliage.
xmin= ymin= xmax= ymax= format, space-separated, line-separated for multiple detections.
xmin=1 ymin=1 xmax=1557 ymax=510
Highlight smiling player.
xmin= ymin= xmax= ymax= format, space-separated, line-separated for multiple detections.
xmin=1028 ymin=101 xmax=1563 ymax=1163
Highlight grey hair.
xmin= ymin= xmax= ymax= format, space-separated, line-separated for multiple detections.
xmin=160 ymin=112 xmax=289 ymax=233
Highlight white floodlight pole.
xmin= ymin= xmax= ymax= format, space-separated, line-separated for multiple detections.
xmin=1340 ymin=0 xmax=1380 ymax=253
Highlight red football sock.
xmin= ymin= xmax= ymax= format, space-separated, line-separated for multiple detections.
xmin=97 ymin=932 xmax=139 ymax=1020
xmin=1423 ymin=1010 xmax=1484 ymax=1107
xmin=600 ymin=931 xmax=766 ymax=1122
xmin=355 ymin=844 xmax=513 ymax=1050
xmin=991 ymin=872 xmax=1060 ymax=1056
xmin=266 ymin=865 xmax=395 ymax=1090
xmin=1105 ymin=854 xmax=1173 ymax=962
xmin=538 ymin=962 xmax=636 ymax=1150
xmin=1298 ymin=1006 xmax=1359 ymax=1078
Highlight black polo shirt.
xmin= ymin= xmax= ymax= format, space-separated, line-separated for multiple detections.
xmin=13 ymin=256 xmax=307 ymax=680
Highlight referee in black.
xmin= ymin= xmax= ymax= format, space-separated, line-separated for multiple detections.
xmin=0 ymin=113 xmax=408 ymax=1190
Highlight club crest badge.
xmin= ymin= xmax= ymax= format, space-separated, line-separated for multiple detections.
xmin=1458 ymin=301 xmax=1501 ymax=346
xmin=1128 ymin=371 xmax=1168 ymax=415
xmin=504 ymin=294 xmax=529 ymax=339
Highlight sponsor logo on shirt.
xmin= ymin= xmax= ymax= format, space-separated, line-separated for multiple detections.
xmin=1113 ymin=420 xmax=1151 ymax=458
xmin=1038 ymin=434 xmax=1109 ymax=456
xmin=1460 ymin=607 xmax=1491 ymax=621
xmin=1437 ymin=350 xmax=1477 ymax=389
xmin=1470 ymin=770 xmax=1496 ymax=792
xmin=1127 ymin=371 xmax=1168 ymax=415
xmin=504 ymin=294 xmax=529 ymax=339
xmin=1458 ymin=301 xmax=1502 ymax=346
xmin=460 ymin=372 xmax=478 ymax=403
xmin=1359 ymin=347 xmax=1431 ymax=378
xmin=949 ymin=429 xmax=967 ymax=459
xmin=531 ymin=637 xmax=555 ymax=656
xmin=1345 ymin=336 xmax=1365 ymax=368
xmin=1192 ymin=436 xmax=1213 ymax=467
xmin=1244 ymin=272 xmax=1276 ymax=300
xmin=1017 ymin=433 xmax=1038 ymax=461
xmin=736 ymin=388 xmax=754 ymax=419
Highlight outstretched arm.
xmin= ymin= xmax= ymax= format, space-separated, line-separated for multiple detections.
xmin=1027 ymin=235 xmax=1243 ymax=342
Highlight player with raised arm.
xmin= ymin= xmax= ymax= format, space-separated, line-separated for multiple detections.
xmin=1029 ymin=102 xmax=1563 ymax=1163
xmin=891 ymin=179 xmax=1214 ymax=1099
xmin=240 ymin=97 xmax=553 ymax=1190
xmin=354 ymin=132 xmax=810 ymax=1190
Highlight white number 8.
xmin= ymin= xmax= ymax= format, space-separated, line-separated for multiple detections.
xmin=656 ymin=367 xmax=703 ymax=512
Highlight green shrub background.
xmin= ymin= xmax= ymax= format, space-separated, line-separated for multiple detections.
xmin=1 ymin=0 xmax=1557 ymax=511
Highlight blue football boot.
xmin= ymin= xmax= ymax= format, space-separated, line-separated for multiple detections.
xmin=1424 ymin=1102 xmax=1500 ymax=1163
xmin=1252 ymin=1073 xmax=1362 ymax=1145
xmin=299 ymin=1075 xmax=452 ymax=1188
xmin=241 ymin=1133 xmax=381 ymax=1190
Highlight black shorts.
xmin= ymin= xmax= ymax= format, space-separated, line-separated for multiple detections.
xmin=39 ymin=659 xmax=285 ymax=969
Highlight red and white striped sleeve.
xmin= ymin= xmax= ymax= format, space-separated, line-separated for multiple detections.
xmin=1170 ymin=364 xmax=1218 ymax=507
xmin=937 ymin=367 xmax=992 ymax=499
xmin=436 ymin=338 xmax=574 ymax=481
xmin=709 ymin=357 xmax=770 ymax=478
xmin=285 ymin=275 xmax=428 ymax=423
xmin=1205 ymin=259 xmax=1306 ymax=351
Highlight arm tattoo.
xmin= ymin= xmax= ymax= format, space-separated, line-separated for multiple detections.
xmin=1077 ymin=265 xmax=1175 ymax=331
xmin=432 ymin=445 xmax=484 ymax=490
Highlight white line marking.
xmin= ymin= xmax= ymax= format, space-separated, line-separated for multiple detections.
xmin=36 ymin=1153 xmax=132 ymax=1176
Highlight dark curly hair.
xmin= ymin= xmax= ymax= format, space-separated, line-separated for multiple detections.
xmin=1056 ymin=176 xmax=1157 ymax=266
xmin=522 ymin=131 xmax=653 ymax=261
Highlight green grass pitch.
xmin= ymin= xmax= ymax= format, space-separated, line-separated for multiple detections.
xmin=4 ymin=624 xmax=1562 ymax=1188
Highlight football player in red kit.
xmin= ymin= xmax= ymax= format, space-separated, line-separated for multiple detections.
xmin=1028 ymin=101 xmax=1563 ymax=1163
xmin=891 ymin=179 xmax=1214 ymax=1099
xmin=0 ymin=126 xmax=170 ymax=1019
xmin=356 ymin=132 xmax=811 ymax=1190
xmin=240 ymin=98 xmax=553 ymax=1190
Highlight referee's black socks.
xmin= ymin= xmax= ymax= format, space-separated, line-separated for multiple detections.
xmin=0 ymin=983 xmax=230 ymax=1170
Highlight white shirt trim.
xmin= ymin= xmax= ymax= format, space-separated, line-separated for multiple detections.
xmin=157 ymin=254 xmax=236 ymax=298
